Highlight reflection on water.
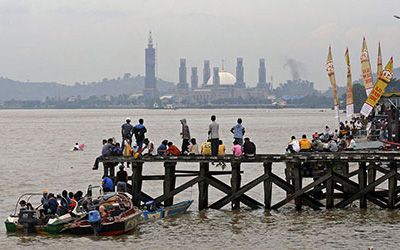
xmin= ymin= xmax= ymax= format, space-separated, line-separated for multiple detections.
xmin=1 ymin=109 xmax=400 ymax=249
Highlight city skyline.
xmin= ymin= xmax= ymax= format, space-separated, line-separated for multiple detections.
xmin=0 ymin=1 xmax=399 ymax=90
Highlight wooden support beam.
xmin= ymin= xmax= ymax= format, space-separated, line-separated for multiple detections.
xmin=388 ymin=163 xmax=397 ymax=208
xmin=325 ymin=167 xmax=334 ymax=209
xmin=198 ymin=162 xmax=209 ymax=210
xmin=207 ymin=176 xmax=263 ymax=209
xmin=269 ymin=172 xmax=323 ymax=210
xmin=335 ymin=171 xmax=395 ymax=208
xmin=264 ymin=162 xmax=273 ymax=209
xmin=131 ymin=162 xmax=143 ymax=206
xmin=358 ymin=162 xmax=367 ymax=208
xmin=271 ymin=172 xmax=331 ymax=210
xmin=155 ymin=177 xmax=200 ymax=204
xmin=231 ymin=161 xmax=241 ymax=210
xmin=367 ymin=163 xmax=377 ymax=192
xmin=163 ymin=162 xmax=176 ymax=206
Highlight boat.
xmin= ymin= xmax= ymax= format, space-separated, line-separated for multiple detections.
xmin=142 ymin=200 xmax=193 ymax=221
xmin=61 ymin=192 xmax=142 ymax=236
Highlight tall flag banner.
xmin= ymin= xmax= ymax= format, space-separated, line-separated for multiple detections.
xmin=345 ymin=48 xmax=354 ymax=117
xmin=360 ymin=37 xmax=374 ymax=96
xmin=360 ymin=57 xmax=394 ymax=116
xmin=377 ymin=42 xmax=383 ymax=78
xmin=326 ymin=46 xmax=340 ymax=118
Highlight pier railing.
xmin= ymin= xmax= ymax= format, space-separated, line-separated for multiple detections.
xmin=98 ymin=151 xmax=400 ymax=211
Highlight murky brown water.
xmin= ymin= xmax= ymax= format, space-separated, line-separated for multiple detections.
xmin=1 ymin=109 xmax=400 ymax=249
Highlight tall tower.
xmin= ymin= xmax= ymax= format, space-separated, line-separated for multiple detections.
xmin=191 ymin=67 xmax=198 ymax=89
xmin=203 ymin=60 xmax=211 ymax=87
xmin=257 ymin=58 xmax=268 ymax=88
xmin=212 ymin=67 xmax=220 ymax=86
xmin=177 ymin=58 xmax=188 ymax=89
xmin=144 ymin=31 xmax=157 ymax=101
xmin=235 ymin=57 xmax=245 ymax=88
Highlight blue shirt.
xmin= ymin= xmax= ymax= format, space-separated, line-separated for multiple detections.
xmin=102 ymin=177 xmax=114 ymax=191
xmin=232 ymin=124 xmax=245 ymax=139
xmin=157 ymin=144 xmax=167 ymax=156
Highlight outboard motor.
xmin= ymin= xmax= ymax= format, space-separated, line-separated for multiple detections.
xmin=144 ymin=200 xmax=157 ymax=211
xmin=88 ymin=210 xmax=102 ymax=235
xmin=18 ymin=210 xmax=39 ymax=234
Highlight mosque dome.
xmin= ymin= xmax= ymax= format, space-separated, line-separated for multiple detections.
xmin=206 ymin=70 xmax=236 ymax=86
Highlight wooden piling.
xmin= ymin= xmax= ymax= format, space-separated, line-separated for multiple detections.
xmin=131 ymin=162 xmax=143 ymax=206
xmin=358 ymin=162 xmax=367 ymax=208
xmin=163 ymin=162 xmax=177 ymax=206
xmin=198 ymin=162 xmax=209 ymax=210
xmin=293 ymin=163 xmax=302 ymax=211
xmin=388 ymin=162 xmax=397 ymax=208
xmin=325 ymin=167 xmax=334 ymax=209
xmin=263 ymin=162 xmax=273 ymax=209
xmin=231 ymin=161 xmax=241 ymax=210
xmin=367 ymin=163 xmax=377 ymax=192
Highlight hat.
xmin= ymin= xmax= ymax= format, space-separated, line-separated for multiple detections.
xmin=126 ymin=117 xmax=131 ymax=121
xmin=42 ymin=189 xmax=48 ymax=194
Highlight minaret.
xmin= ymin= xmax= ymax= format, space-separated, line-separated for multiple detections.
xmin=191 ymin=67 xmax=198 ymax=89
xmin=144 ymin=31 xmax=157 ymax=101
xmin=177 ymin=58 xmax=188 ymax=89
xmin=235 ymin=57 xmax=245 ymax=88
xmin=212 ymin=67 xmax=220 ymax=86
xmin=257 ymin=58 xmax=267 ymax=88
xmin=203 ymin=60 xmax=211 ymax=87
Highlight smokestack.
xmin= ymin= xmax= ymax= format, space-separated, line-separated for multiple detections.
xmin=191 ymin=67 xmax=198 ymax=89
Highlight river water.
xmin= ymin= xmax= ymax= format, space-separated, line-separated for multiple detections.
xmin=1 ymin=108 xmax=400 ymax=249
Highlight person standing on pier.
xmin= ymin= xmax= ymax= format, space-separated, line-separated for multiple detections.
xmin=121 ymin=117 xmax=133 ymax=145
xmin=133 ymin=118 xmax=147 ymax=150
xmin=180 ymin=119 xmax=191 ymax=154
xmin=230 ymin=118 xmax=245 ymax=145
xmin=208 ymin=115 xmax=219 ymax=156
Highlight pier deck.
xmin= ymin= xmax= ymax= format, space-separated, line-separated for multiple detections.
xmin=98 ymin=151 xmax=400 ymax=211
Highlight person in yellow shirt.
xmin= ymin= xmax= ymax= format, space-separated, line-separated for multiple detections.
xmin=201 ymin=139 xmax=212 ymax=156
xmin=218 ymin=140 xmax=226 ymax=156
xmin=299 ymin=134 xmax=312 ymax=152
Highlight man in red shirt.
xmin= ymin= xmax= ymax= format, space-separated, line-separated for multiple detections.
xmin=165 ymin=142 xmax=181 ymax=156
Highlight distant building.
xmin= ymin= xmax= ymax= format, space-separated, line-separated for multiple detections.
xmin=177 ymin=58 xmax=189 ymax=89
xmin=235 ymin=57 xmax=246 ymax=88
xmin=203 ymin=60 xmax=211 ymax=87
xmin=191 ymin=67 xmax=198 ymax=89
xmin=143 ymin=31 xmax=158 ymax=101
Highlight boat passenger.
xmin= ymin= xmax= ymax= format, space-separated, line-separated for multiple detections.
xmin=102 ymin=176 xmax=114 ymax=192
xmin=19 ymin=200 xmax=34 ymax=210
xmin=232 ymin=140 xmax=243 ymax=157
xmin=218 ymin=140 xmax=226 ymax=156
xmin=121 ymin=117 xmax=134 ymax=145
xmin=188 ymin=138 xmax=199 ymax=155
xmin=230 ymin=118 xmax=245 ymax=146
xmin=41 ymin=189 xmax=49 ymax=207
xmin=165 ymin=142 xmax=181 ymax=156
xmin=47 ymin=193 xmax=58 ymax=215
xmin=68 ymin=192 xmax=77 ymax=211
xmin=74 ymin=191 xmax=83 ymax=202
xmin=286 ymin=136 xmax=300 ymax=153
xmin=243 ymin=137 xmax=256 ymax=156
xmin=62 ymin=190 xmax=72 ymax=208
xmin=157 ymin=140 xmax=168 ymax=156
xmin=133 ymin=118 xmax=147 ymax=150
xmin=201 ymin=140 xmax=212 ymax=156
xmin=116 ymin=165 xmax=128 ymax=192
xmin=299 ymin=134 xmax=312 ymax=152
xmin=73 ymin=143 xmax=80 ymax=151
xmin=180 ymin=119 xmax=191 ymax=155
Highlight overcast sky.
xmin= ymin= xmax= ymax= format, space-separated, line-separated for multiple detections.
xmin=0 ymin=0 xmax=399 ymax=89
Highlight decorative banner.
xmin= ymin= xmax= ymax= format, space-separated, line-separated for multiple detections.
xmin=360 ymin=57 xmax=394 ymax=116
xmin=345 ymin=48 xmax=354 ymax=117
xmin=326 ymin=46 xmax=340 ymax=118
xmin=377 ymin=42 xmax=383 ymax=78
xmin=360 ymin=37 xmax=374 ymax=96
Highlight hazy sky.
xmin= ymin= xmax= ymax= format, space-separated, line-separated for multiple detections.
xmin=0 ymin=0 xmax=399 ymax=89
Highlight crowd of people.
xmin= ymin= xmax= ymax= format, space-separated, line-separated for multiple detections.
xmin=93 ymin=115 xmax=258 ymax=170
xmin=286 ymin=122 xmax=360 ymax=153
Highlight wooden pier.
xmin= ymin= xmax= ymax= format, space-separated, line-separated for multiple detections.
xmin=98 ymin=152 xmax=400 ymax=211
